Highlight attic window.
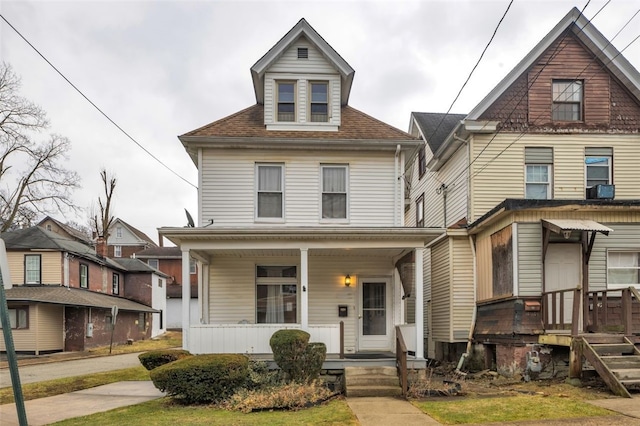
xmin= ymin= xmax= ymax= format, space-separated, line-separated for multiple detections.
xmin=297 ymin=48 xmax=308 ymax=59
xmin=552 ymin=80 xmax=582 ymax=121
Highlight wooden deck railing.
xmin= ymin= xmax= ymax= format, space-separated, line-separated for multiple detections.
xmin=586 ymin=287 xmax=640 ymax=335
xmin=542 ymin=288 xmax=581 ymax=336
xmin=395 ymin=326 xmax=408 ymax=396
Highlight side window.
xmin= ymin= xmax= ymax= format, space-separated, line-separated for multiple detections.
xmin=321 ymin=165 xmax=348 ymax=220
xmin=148 ymin=259 xmax=159 ymax=270
xmin=525 ymin=147 xmax=553 ymax=199
xmin=309 ymin=82 xmax=328 ymax=122
xmin=585 ymin=147 xmax=612 ymax=189
xmin=256 ymin=164 xmax=284 ymax=219
xmin=277 ymin=82 xmax=295 ymax=122
xmin=114 ymin=245 xmax=122 ymax=257
xmin=112 ymin=273 xmax=120 ymax=295
xmin=416 ymin=194 xmax=424 ymax=227
xmin=418 ymin=147 xmax=426 ymax=178
xmin=607 ymin=251 xmax=640 ymax=290
xmin=79 ymin=263 xmax=89 ymax=288
xmin=24 ymin=254 xmax=41 ymax=284
xmin=190 ymin=259 xmax=197 ymax=274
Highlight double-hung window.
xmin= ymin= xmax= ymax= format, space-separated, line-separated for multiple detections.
xmin=310 ymin=82 xmax=328 ymax=122
xmin=116 ymin=226 xmax=123 ymax=238
xmin=256 ymin=266 xmax=297 ymax=324
xmin=608 ymin=251 xmax=640 ymax=289
xmin=112 ymin=273 xmax=120 ymax=295
xmin=552 ymin=80 xmax=582 ymax=121
xmin=418 ymin=147 xmax=426 ymax=178
xmin=148 ymin=259 xmax=159 ymax=270
xmin=585 ymin=147 xmax=612 ymax=189
xmin=190 ymin=259 xmax=197 ymax=274
xmin=321 ymin=165 xmax=347 ymax=220
xmin=79 ymin=264 xmax=89 ymax=288
xmin=25 ymin=255 xmax=41 ymax=284
xmin=525 ymin=147 xmax=553 ymax=199
xmin=114 ymin=245 xmax=122 ymax=257
xmin=256 ymin=164 xmax=284 ymax=219
xmin=277 ymin=82 xmax=295 ymax=122
xmin=416 ymin=194 xmax=424 ymax=227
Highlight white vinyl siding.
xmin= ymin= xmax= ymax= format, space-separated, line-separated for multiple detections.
xmin=201 ymin=150 xmax=395 ymax=226
xmin=208 ymin=254 xmax=393 ymax=354
xmin=470 ymin=134 xmax=640 ymax=221
xmin=590 ymin=224 xmax=640 ymax=291
xmin=430 ymin=239 xmax=450 ymax=341
xmin=451 ymin=237 xmax=474 ymax=341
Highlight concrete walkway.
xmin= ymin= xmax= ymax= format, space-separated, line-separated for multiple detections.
xmin=0 ymin=381 xmax=164 ymax=425
xmin=347 ymin=396 xmax=441 ymax=425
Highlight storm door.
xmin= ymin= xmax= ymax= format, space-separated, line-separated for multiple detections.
xmin=358 ymin=278 xmax=392 ymax=351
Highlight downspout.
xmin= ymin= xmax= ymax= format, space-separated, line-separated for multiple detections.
xmin=456 ymin=235 xmax=478 ymax=373
xmin=394 ymin=144 xmax=401 ymax=226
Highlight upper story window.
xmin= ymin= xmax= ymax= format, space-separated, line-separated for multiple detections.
xmin=310 ymin=82 xmax=328 ymax=122
xmin=112 ymin=273 xmax=120 ymax=295
xmin=190 ymin=259 xmax=197 ymax=274
xmin=321 ymin=165 xmax=348 ymax=220
xmin=116 ymin=226 xmax=123 ymax=238
xmin=24 ymin=254 xmax=41 ymax=284
xmin=552 ymin=80 xmax=582 ymax=121
xmin=585 ymin=147 xmax=612 ymax=188
xmin=46 ymin=224 xmax=52 ymax=231
xmin=148 ymin=259 xmax=159 ymax=270
xmin=114 ymin=245 xmax=122 ymax=257
xmin=525 ymin=147 xmax=553 ymax=199
xmin=416 ymin=194 xmax=424 ymax=227
xmin=277 ymin=82 xmax=295 ymax=122
xmin=79 ymin=263 xmax=89 ymax=288
xmin=256 ymin=164 xmax=284 ymax=219
xmin=418 ymin=147 xmax=426 ymax=178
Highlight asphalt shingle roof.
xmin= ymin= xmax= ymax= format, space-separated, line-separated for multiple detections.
xmin=135 ymin=246 xmax=182 ymax=258
xmin=6 ymin=285 xmax=157 ymax=312
xmin=182 ymin=104 xmax=415 ymax=140
xmin=412 ymin=112 xmax=466 ymax=154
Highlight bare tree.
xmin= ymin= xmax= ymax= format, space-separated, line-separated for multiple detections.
xmin=0 ymin=63 xmax=80 ymax=232
xmin=91 ymin=169 xmax=116 ymax=238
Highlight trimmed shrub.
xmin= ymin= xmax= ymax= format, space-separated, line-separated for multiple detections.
xmin=300 ymin=342 xmax=326 ymax=383
xmin=150 ymin=354 xmax=249 ymax=404
xmin=138 ymin=349 xmax=192 ymax=370
xmin=246 ymin=358 xmax=283 ymax=390
xmin=270 ymin=329 xmax=310 ymax=381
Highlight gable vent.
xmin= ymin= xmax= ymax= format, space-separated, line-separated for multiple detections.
xmin=297 ymin=47 xmax=308 ymax=59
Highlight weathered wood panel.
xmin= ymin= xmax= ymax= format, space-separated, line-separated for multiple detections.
xmin=491 ymin=226 xmax=513 ymax=298
xmin=476 ymin=235 xmax=493 ymax=301
xmin=474 ymin=298 xmax=544 ymax=339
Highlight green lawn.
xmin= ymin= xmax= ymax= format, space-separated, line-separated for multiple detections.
xmin=53 ymin=397 xmax=358 ymax=426
xmin=413 ymin=394 xmax=613 ymax=424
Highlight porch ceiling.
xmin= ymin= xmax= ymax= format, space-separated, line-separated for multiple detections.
xmin=192 ymin=247 xmax=409 ymax=258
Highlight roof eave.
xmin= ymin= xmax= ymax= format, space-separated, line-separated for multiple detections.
xmin=179 ymin=136 xmax=421 ymax=151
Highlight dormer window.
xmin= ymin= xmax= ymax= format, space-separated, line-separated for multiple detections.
xmin=552 ymin=80 xmax=582 ymax=121
xmin=277 ymin=82 xmax=296 ymax=122
xmin=310 ymin=82 xmax=328 ymax=122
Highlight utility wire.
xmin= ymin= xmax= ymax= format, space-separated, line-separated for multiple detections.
xmin=0 ymin=13 xmax=198 ymax=190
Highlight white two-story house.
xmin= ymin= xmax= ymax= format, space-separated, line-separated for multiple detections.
xmin=161 ymin=19 xmax=442 ymax=360
xmin=405 ymin=7 xmax=640 ymax=383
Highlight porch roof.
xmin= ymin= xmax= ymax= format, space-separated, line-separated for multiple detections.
xmin=541 ymin=219 xmax=613 ymax=236
xmin=158 ymin=226 xmax=444 ymax=250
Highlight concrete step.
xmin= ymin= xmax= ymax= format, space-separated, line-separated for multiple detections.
xmin=346 ymin=385 xmax=403 ymax=397
xmin=345 ymin=366 xmax=397 ymax=377
xmin=346 ymin=374 xmax=400 ymax=387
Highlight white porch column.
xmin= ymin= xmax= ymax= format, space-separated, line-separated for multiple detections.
xmin=182 ymin=249 xmax=191 ymax=350
xmin=300 ymin=248 xmax=308 ymax=330
xmin=415 ymin=247 xmax=424 ymax=359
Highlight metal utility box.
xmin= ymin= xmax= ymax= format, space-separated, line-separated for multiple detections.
xmin=338 ymin=305 xmax=348 ymax=317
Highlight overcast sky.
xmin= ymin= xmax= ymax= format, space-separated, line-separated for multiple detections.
xmin=1 ymin=0 xmax=639 ymax=245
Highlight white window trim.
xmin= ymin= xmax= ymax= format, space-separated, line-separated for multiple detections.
xmin=116 ymin=226 xmax=123 ymax=238
xmin=114 ymin=245 xmax=122 ymax=257
xmin=255 ymin=265 xmax=299 ymax=324
xmin=308 ymin=81 xmax=330 ymax=123
xmin=276 ymin=81 xmax=296 ymax=123
xmin=319 ymin=164 xmax=349 ymax=224
xmin=606 ymin=249 xmax=640 ymax=290
xmin=416 ymin=194 xmax=424 ymax=227
xmin=524 ymin=164 xmax=552 ymax=199
xmin=255 ymin=163 xmax=285 ymax=223
xmin=585 ymin=155 xmax=612 ymax=189
xmin=189 ymin=259 xmax=197 ymax=274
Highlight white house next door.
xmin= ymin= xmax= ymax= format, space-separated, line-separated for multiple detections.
xmin=358 ymin=278 xmax=392 ymax=351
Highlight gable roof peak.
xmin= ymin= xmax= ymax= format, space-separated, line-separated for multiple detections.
xmin=250 ymin=17 xmax=355 ymax=106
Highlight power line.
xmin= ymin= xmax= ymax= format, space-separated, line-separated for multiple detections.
xmin=0 ymin=13 xmax=198 ymax=190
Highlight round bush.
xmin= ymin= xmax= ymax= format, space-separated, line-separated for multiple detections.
xmin=270 ymin=329 xmax=310 ymax=381
xmin=150 ymin=354 xmax=249 ymax=404
xmin=300 ymin=342 xmax=326 ymax=383
xmin=138 ymin=349 xmax=192 ymax=370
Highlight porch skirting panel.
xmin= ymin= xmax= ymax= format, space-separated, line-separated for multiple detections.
xmin=188 ymin=323 xmax=341 ymax=354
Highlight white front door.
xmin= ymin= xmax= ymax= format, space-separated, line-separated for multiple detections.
xmin=358 ymin=278 xmax=392 ymax=351
xmin=545 ymin=243 xmax=582 ymax=330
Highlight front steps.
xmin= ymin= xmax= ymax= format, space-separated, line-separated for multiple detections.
xmin=345 ymin=366 xmax=402 ymax=397
xmin=583 ymin=334 xmax=640 ymax=398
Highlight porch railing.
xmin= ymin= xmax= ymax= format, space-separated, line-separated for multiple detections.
xmin=587 ymin=287 xmax=640 ymax=335
xmin=542 ymin=288 xmax=581 ymax=336
xmin=395 ymin=325 xmax=408 ymax=396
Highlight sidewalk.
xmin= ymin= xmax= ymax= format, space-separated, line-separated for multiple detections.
xmin=347 ymin=396 xmax=441 ymax=425
xmin=0 ymin=381 xmax=164 ymax=425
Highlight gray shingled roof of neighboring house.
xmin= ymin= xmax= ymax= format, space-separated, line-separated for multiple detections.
xmin=37 ymin=216 xmax=93 ymax=245
xmin=412 ymin=112 xmax=466 ymax=154
xmin=134 ymin=246 xmax=182 ymax=259
xmin=112 ymin=257 xmax=170 ymax=278
xmin=5 ymin=285 xmax=157 ymax=312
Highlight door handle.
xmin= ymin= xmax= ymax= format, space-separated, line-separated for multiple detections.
xmin=358 ymin=315 xmax=362 ymax=319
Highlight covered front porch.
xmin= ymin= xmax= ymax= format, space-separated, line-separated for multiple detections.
xmin=160 ymin=227 xmax=442 ymax=363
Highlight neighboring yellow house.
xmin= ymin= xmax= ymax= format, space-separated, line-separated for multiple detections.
xmin=405 ymin=7 xmax=640 ymax=378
